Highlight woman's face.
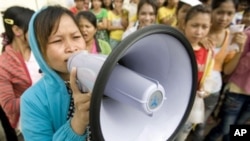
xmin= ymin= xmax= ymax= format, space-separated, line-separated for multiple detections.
xmin=75 ymin=0 xmax=85 ymax=9
xmin=184 ymin=13 xmax=211 ymax=45
xmin=103 ymin=0 xmax=112 ymax=8
xmin=46 ymin=14 xmax=86 ymax=74
xmin=92 ymin=0 xmax=102 ymax=9
xmin=113 ymin=0 xmax=123 ymax=9
xmin=212 ymin=1 xmax=235 ymax=29
xmin=157 ymin=0 xmax=165 ymax=7
xmin=78 ymin=17 xmax=97 ymax=43
xmin=138 ymin=3 xmax=156 ymax=28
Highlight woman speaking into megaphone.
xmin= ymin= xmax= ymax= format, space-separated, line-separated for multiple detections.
xmin=20 ymin=5 xmax=92 ymax=141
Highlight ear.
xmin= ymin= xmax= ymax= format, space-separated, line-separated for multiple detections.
xmin=12 ymin=25 xmax=23 ymax=37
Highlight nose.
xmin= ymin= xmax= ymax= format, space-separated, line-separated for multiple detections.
xmin=221 ymin=14 xmax=230 ymax=22
xmin=195 ymin=27 xmax=203 ymax=36
xmin=145 ymin=14 xmax=151 ymax=21
xmin=81 ymin=27 xmax=87 ymax=33
xmin=65 ymin=39 xmax=78 ymax=53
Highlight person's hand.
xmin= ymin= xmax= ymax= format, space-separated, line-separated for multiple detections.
xmin=197 ymin=88 xmax=209 ymax=98
xmin=231 ymin=32 xmax=247 ymax=52
xmin=164 ymin=15 xmax=175 ymax=25
xmin=97 ymin=22 xmax=103 ymax=29
xmin=70 ymin=67 xmax=91 ymax=135
xmin=200 ymin=37 xmax=215 ymax=50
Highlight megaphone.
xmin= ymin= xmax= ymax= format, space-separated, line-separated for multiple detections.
xmin=67 ymin=25 xmax=197 ymax=141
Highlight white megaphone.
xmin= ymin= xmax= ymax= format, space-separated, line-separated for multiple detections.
xmin=67 ymin=25 xmax=197 ymax=141
xmin=67 ymin=52 xmax=166 ymax=116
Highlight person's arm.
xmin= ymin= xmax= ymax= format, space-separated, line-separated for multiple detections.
xmin=223 ymin=32 xmax=247 ymax=75
xmin=0 ymin=69 xmax=21 ymax=128
xmin=107 ymin=20 xmax=124 ymax=30
xmin=98 ymin=39 xmax=112 ymax=55
xmin=107 ymin=11 xmax=124 ymax=31
xmin=121 ymin=9 xmax=129 ymax=29
xmin=98 ymin=18 xmax=108 ymax=30
xmin=157 ymin=7 xmax=175 ymax=25
xmin=97 ymin=9 xmax=108 ymax=30
xmin=229 ymin=52 xmax=250 ymax=74
xmin=21 ymin=67 xmax=91 ymax=141
xmin=159 ymin=16 xmax=175 ymax=26
xmin=21 ymin=88 xmax=87 ymax=141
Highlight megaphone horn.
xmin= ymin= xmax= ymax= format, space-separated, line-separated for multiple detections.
xmin=67 ymin=24 xmax=197 ymax=141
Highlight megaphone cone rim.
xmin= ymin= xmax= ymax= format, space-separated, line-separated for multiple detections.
xmin=89 ymin=24 xmax=198 ymax=141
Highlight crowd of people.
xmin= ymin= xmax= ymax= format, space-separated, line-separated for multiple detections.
xmin=0 ymin=0 xmax=250 ymax=141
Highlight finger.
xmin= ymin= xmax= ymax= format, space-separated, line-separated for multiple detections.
xmin=70 ymin=67 xmax=80 ymax=95
xmin=74 ymin=93 xmax=91 ymax=104
xmin=77 ymin=100 xmax=91 ymax=111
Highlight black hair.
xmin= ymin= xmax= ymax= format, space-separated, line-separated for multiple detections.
xmin=137 ymin=0 xmax=158 ymax=16
xmin=91 ymin=0 xmax=105 ymax=9
xmin=176 ymin=1 xmax=187 ymax=15
xmin=76 ymin=11 xmax=97 ymax=28
xmin=211 ymin=0 xmax=237 ymax=10
xmin=33 ymin=5 xmax=80 ymax=58
xmin=2 ymin=6 xmax=34 ymax=51
xmin=243 ymin=7 xmax=250 ymax=15
xmin=237 ymin=0 xmax=250 ymax=10
xmin=104 ymin=0 xmax=114 ymax=10
xmin=185 ymin=4 xmax=212 ymax=24
xmin=75 ymin=11 xmax=102 ymax=53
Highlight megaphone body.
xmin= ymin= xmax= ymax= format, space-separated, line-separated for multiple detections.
xmin=67 ymin=25 xmax=197 ymax=141
xmin=68 ymin=52 xmax=166 ymax=116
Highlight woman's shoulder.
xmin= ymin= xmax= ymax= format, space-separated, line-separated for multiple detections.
xmin=97 ymin=39 xmax=112 ymax=54
xmin=158 ymin=6 xmax=167 ymax=12
xmin=101 ymin=8 xmax=108 ymax=13
xmin=0 ymin=45 xmax=19 ymax=64
xmin=21 ymin=80 xmax=45 ymax=99
xmin=98 ymin=39 xmax=108 ymax=44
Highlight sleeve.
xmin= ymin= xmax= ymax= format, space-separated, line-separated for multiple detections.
xmin=98 ymin=39 xmax=112 ymax=55
xmin=233 ymin=52 xmax=250 ymax=74
xmin=129 ymin=15 xmax=137 ymax=23
xmin=224 ymin=50 xmax=237 ymax=63
xmin=0 ymin=67 xmax=20 ymax=128
xmin=157 ymin=8 xmax=166 ymax=21
xmin=225 ymin=31 xmax=250 ymax=74
xmin=107 ymin=11 xmax=112 ymax=21
xmin=21 ymin=90 xmax=87 ymax=141
xmin=103 ymin=8 xmax=108 ymax=18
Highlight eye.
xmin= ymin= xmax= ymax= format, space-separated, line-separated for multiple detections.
xmin=202 ymin=25 xmax=209 ymax=30
xmin=73 ymin=35 xmax=82 ymax=39
xmin=49 ymin=39 xmax=61 ymax=44
xmin=191 ymin=24 xmax=199 ymax=28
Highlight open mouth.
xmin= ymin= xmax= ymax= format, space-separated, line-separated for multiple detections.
xmin=83 ymin=34 xmax=88 ymax=38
